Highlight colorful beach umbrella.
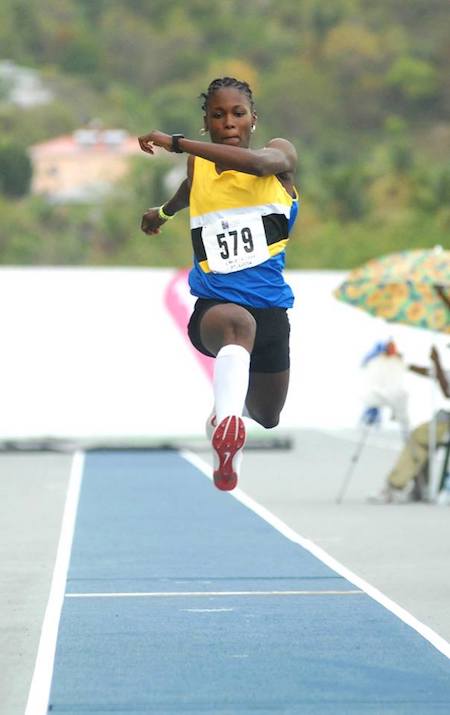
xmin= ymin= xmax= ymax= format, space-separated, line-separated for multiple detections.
xmin=334 ymin=247 xmax=450 ymax=334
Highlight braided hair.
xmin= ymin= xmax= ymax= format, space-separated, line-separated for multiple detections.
xmin=200 ymin=77 xmax=255 ymax=113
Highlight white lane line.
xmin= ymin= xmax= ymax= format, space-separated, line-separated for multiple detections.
xmin=182 ymin=608 xmax=235 ymax=613
xmin=181 ymin=449 xmax=450 ymax=660
xmin=65 ymin=589 xmax=363 ymax=598
xmin=25 ymin=451 xmax=85 ymax=715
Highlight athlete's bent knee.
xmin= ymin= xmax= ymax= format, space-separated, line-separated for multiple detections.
xmin=200 ymin=305 xmax=256 ymax=354
xmin=228 ymin=310 xmax=256 ymax=343
xmin=260 ymin=415 xmax=280 ymax=429
xmin=250 ymin=410 xmax=280 ymax=429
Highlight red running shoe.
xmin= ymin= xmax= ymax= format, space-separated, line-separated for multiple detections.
xmin=212 ymin=415 xmax=246 ymax=491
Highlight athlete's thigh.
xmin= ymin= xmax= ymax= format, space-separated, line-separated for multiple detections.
xmin=246 ymin=369 xmax=290 ymax=428
xmin=199 ymin=302 xmax=256 ymax=355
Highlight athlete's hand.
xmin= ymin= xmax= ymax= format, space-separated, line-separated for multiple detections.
xmin=141 ymin=207 xmax=166 ymax=235
xmin=138 ymin=130 xmax=172 ymax=154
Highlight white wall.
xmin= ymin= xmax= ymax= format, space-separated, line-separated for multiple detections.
xmin=0 ymin=267 xmax=447 ymax=440
xmin=285 ymin=271 xmax=449 ymax=431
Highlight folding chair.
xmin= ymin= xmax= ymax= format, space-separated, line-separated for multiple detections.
xmin=437 ymin=414 xmax=450 ymax=494
xmin=438 ymin=440 xmax=450 ymax=491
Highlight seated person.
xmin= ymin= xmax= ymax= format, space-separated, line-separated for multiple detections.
xmin=369 ymin=346 xmax=450 ymax=504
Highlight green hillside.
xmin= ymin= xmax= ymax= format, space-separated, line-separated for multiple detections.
xmin=0 ymin=0 xmax=449 ymax=267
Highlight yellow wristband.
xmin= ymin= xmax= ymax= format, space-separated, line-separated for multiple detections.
xmin=158 ymin=205 xmax=175 ymax=221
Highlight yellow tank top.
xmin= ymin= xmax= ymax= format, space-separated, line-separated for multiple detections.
xmin=190 ymin=156 xmax=296 ymax=274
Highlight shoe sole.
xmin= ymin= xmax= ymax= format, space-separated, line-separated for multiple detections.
xmin=212 ymin=416 xmax=246 ymax=491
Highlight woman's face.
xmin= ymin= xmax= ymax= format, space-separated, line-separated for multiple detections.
xmin=204 ymin=87 xmax=255 ymax=148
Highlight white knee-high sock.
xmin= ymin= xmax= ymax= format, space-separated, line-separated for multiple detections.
xmin=214 ymin=344 xmax=250 ymax=424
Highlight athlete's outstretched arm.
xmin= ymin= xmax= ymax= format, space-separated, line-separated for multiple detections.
xmin=140 ymin=158 xmax=193 ymax=235
xmin=138 ymin=131 xmax=296 ymax=178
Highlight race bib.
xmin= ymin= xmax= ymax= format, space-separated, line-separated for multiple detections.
xmin=202 ymin=214 xmax=270 ymax=274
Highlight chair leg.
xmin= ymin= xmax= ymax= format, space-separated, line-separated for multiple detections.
xmin=438 ymin=442 xmax=450 ymax=492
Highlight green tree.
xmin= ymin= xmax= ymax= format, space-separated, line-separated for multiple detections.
xmin=387 ymin=56 xmax=439 ymax=101
xmin=0 ymin=143 xmax=32 ymax=197
xmin=61 ymin=36 xmax=100 ymax=75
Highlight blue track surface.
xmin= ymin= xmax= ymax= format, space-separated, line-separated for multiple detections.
xmin=47 ymin=450 xmax=450 ymax=714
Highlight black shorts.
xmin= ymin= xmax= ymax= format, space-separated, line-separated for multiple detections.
xmin=187 ymin=298 xmax=290 ymax=373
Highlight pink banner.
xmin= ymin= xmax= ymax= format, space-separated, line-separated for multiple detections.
xmin=164 ymin=268 xmax=214 ymax=382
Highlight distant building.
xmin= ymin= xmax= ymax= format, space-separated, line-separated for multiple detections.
xmin=29 ymin=128 xmax=148 ymax=202
xmin=0 ymin=60 xmax=53 ymax=107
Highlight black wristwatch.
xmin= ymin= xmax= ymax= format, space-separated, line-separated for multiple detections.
xmin=171 ymin=134 xmax=184 ymax=153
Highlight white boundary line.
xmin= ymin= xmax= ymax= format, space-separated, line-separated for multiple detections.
xmin=66 ymin=589 xmax=363 ymax=598
xmin=25 ymin=450 xmax=85 ymax=715
xmin=181 ymin=449 xmax=450 ymax=659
